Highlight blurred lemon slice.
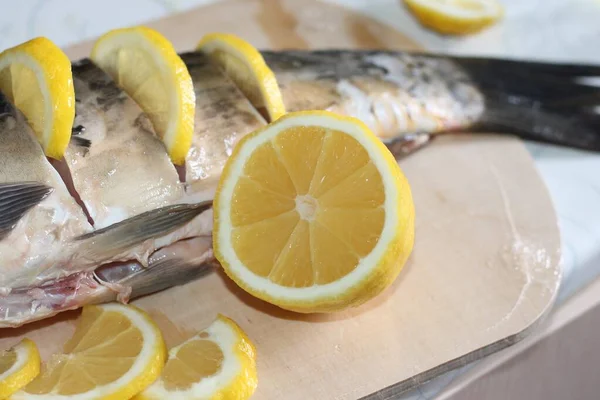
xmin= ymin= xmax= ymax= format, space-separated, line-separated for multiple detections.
xmin=13 ymin=303 xmax=166 ymax=399
xmin=213 ymin=110 xmax=415 ymax=313
xmin=0 ymin=37 xmax=75 ymax=159
xmin=404 ymin=0 xmax=503 ymax=35
xmin=136 ymin=314 xmax=257 ymax=400
xmin=0 ymin=339 xmax=40 ymax=398
xmin=197 ymin=32 xmax=285 ymax=121
xmin=91 ymin=26 xmax=195 ymax=165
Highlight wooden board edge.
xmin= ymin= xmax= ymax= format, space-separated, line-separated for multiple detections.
xmin=361 ymin=297 xmax=557 ymax=399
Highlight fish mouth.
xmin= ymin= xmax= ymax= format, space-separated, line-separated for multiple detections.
xmin=0 ymin=235 xmax=215 ymax=328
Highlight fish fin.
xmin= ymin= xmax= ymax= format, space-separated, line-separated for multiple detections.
xmin=72 ymin=124 xmax=86 ymax=135
xmin=70 ymin=136 xmax=91 ymax=148
xmin=385 ymin=132 xmax=431 ymax=159
xmin=129 ymin=257 xmax=215 ymax=299
xmin=0 ymin=91 xmax=16 ymax=117
xmin=0 ymin=182 xmax=53 ymax=240
xmin=74 ymin=200 xmax=212 ymax=259
xmin=96 ymin=258 xmax=215 ymax=300
xmin=94 ymin=237 xmax=215 ymax=299
xmin=452 ymin=57 xmax=600 ymax=151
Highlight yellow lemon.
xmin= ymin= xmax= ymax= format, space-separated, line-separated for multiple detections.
xmin=91 ymin=26 xmax=195 ymax=165
xmin=13 ymin=303 xmax=166 ymax=399
xmin=214 ymin=110 xmax=415 ymax=313
xmin=197 ymin=33 xmax=285 ymax=121
xmin=404 ymin=0 xmax=503 ymax=35
xmin=136 ymin=314 xmax=257 ymax=400
xmin=0 ymin=339 xmax=40 ymax=398
xmin=0 ymin=37 xmax=75 ymax=159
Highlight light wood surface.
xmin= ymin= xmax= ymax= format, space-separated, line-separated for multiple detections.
xmin=0 ymin=1 xmax=562 ymax=399
xmin=437 ymin=273 xmax=600 ymax=400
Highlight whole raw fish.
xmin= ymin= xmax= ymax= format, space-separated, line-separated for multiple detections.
xmin=0 ymin=48 xmax=598 ymax=327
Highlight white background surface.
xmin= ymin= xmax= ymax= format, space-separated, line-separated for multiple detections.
xmin=2 ymin=0 xmax=600 ymax=398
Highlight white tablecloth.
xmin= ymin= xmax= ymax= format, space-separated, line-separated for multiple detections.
xmin=2 ymin=0 xmax=600 ymax=398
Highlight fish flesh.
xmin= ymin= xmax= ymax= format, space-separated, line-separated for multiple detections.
xmin=0 ymin=49 xmax=598 ymax=327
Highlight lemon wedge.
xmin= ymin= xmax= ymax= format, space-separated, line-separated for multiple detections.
xmin=136 ymin=314 xmax=257 ymax=400
xmin=197 ymin=33 xmax=285 ymax=121
xmin=213 ymin=110 xmax=415 ymax=313
xmin=0 ymin=339 xmax=40 ymax=398
xmin=13 ymin=303 xmax=166 ymax=399
xmin=91 ymin=26 xmax=195 ymax=165
xmin=404 ymin=0 xmax=503 ymax=35
xmin=0 ymin=37 xmax=75 ymax=159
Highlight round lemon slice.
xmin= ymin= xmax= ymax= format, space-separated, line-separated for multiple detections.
xmin=197 ymin=32 xmax=285 ymax=121
xmin=136 ymin=314 xmax=257 ymax=400
xmin=404 ymin=0 xmax=503 ymax=35
xmin=91 ymin=26 xmax=195 ymax=165
xmin=13 ymin=303 xmax=166 ymax=399
xmin=0 ymin=37 xmax=75 ymax=159
xmin=214 ymin=110 xmax=415 ymax=313
xmin=0 ymin=339 xmax=40 ymax=398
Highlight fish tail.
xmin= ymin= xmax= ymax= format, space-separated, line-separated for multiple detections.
xmin=453 ymin=56 xmax=600 ymax=151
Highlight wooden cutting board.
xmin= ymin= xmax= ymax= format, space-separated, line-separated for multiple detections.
xmin=0 ymin=1 xmax=561 ymax=399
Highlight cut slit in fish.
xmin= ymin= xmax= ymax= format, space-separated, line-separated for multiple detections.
xmin=65 ymin=59 xmax=186 ymax=229
xmin=180 ymin=52 xmax=266 ymax=197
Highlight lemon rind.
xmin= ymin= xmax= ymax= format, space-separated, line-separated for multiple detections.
xmin=0 ymin=339 xmax=40 ymax=398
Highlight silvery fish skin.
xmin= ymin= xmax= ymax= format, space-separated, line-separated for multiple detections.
xmin=263 ymin=50 xmax=484 ymax=141
xmin=0 ymin=49 xmax=599 ymax=327
xmin=67 ymin=59 xmax=186 ymax=229
xmin=264 ymin=50 xmax=600 ymax=152
xmin=181 ymin=52 xmax=266 ymax=200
